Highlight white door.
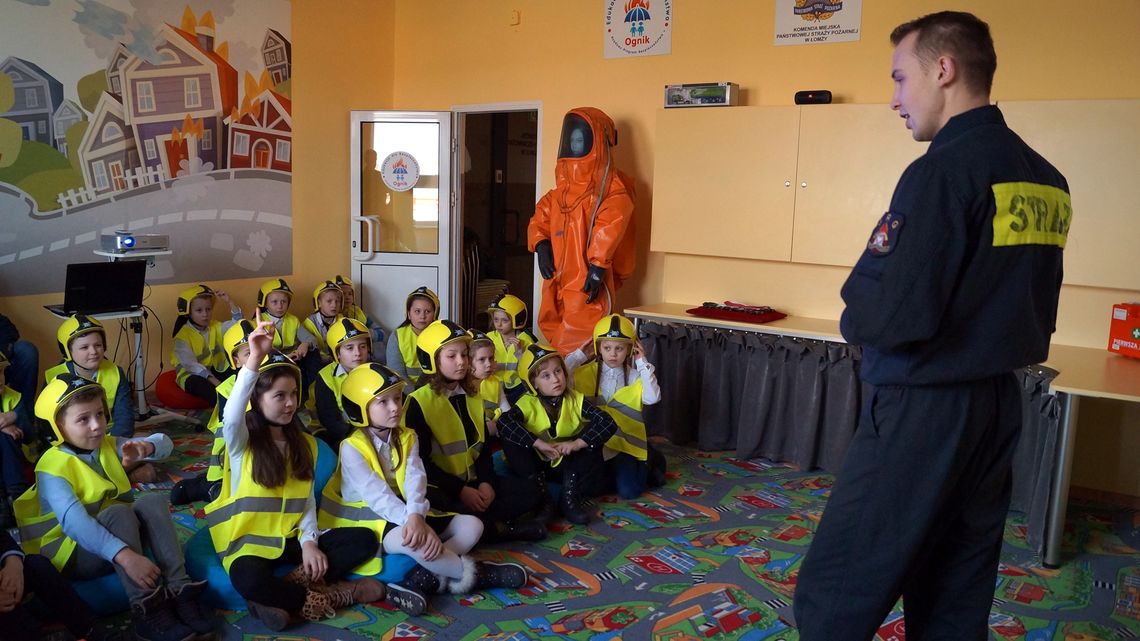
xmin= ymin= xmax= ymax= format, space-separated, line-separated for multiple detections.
xmin=350 ymin=111 xmax=455 ymax=332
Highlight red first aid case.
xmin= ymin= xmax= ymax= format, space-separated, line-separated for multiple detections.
xmin=1107 ymin=302 xmax=1140 ymax=359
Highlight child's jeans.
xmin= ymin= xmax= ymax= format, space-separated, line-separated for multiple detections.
xmin=62 ymin=493 xmax=192 ymax=606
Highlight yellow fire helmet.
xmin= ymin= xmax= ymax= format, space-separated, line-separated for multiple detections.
xmin=339 ymin=362 xmax=405 ymax=428
xmin=222 ymin=319 xmax=257 ymax=370
xmin=36 ymin=372 xmax=109 ymax=441
xmin=326 ymin=317 xmax=372 ymax=356
xmin=517 ymin=343 xmax=565 ymax=395
xmin=405 ymin=286 xmax=440 ymax=316
xmin=256 ymin=278 xmax=293 ymax=308
xmin=56 ymin=314 xmax=105 ymax=361
xmin=260 ymin=350 xmax=300 ymax=378
xmin=334 ymin=274 xmax=353 ymax=290
xmin=311 ymin=280 xmax=343 ymax=312
xmin=487 ymin=294 xmax=528 ymax=330
xmin=177 ymin=284 xmax=215 ymax=316
xmin=467 ymin=328 xmax=494 ymax=349
xmin=415 ymin=319 xmax=470 ymax=375
xmin=592 ymin=314 xmax=636 ymax=354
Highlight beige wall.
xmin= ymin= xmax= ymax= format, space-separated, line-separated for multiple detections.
xmin=3 ymin=0 xmax=1137 ymax=494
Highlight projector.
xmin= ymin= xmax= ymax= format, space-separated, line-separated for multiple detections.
xmin=100 ymin=231 xmax=170 ymax=253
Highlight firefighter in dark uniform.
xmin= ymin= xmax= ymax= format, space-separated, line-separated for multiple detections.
xmin=792 ymin=12 xmax=1072 ymax=641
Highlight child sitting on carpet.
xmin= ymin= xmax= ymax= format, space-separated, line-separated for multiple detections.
xmin=497 ymin=344 xmax=618 ymax=525
xmin=467 ymin=329 xmax=509 ymax=437
xmin=14 ymin=373 xmax=214 ymax=641
xmin=566 ymin=314 xmax=666 ymax=499
xmin=311 ymin=317 xmax=373 ymax=447
xmin=170 ymin=284 xmax=243 ymax=407
xmin=401 ymin=320 xmax=545 ymax=543
xmin=45 ymin=315 xmax=135 ymax=438
xmin=319 ymin=363 xmax=527 ymax=616
xmin=386 ymin=286 xmax=439 ymax=390
xmin=170 ymin=320 xmax=255 ymax=506
xmin=206 ymin=321 xmax=384 ymax=631
xmin=300 ymin=280 xmax=344 ymax=365
xmin=485 ymin=294 xmax=536 ymax=401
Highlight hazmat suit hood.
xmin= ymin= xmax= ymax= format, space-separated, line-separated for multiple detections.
xmin=554 ymin=107 xmax=620 ymax=211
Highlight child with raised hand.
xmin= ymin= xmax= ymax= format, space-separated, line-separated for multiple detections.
xmin=169 ymin=320 xmax=256 ymax=506
xmin=301 ymin=280 xmax=344 ymax=364
xmin=319 ymin=363 xmax=526 ymax=617
xmin=467 ymin=329 xmax=508 ymax=437
xmin=566 ymin=314 xmax=665 ymax=499
xmin=401 ymin=320 xmax=546 ymax=543
xmin=0 ymin=350 xmax=33 ymax=528
xmin=386 ymin=286 xmax=439 ymax=389
xmin=45 ymin=315 xmax=135 ymax=437
xmin=171 ymin=284 xmax=243 ymax=406
xmin=14 ymin=373 xmax=213 ymax=641
xmin=206 ymin=320 xmax=384 ymax=631
xmin=333 ymin=275 xmax=386 ymax=360
xmin=497 ymin=344 xmax=619 ymax=525
xmin=485 ymin=294 xmax=536 ymax=400
xmin=311 ymin=318 xmax=373 ymax=447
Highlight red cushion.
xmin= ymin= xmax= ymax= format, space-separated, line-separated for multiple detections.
xmin=155 ymin=370 xmax=212 ymax=410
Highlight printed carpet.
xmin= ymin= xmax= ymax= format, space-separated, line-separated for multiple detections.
xmin=100 ymin=418 xmax=1140 ymax=640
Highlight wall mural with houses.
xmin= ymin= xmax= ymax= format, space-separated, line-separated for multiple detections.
xmin=0 ymin=0 xmax=291 ymax=296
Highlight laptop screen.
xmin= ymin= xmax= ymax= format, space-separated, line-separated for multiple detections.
xmin=61 ymin=260 xmax=147 ymax=315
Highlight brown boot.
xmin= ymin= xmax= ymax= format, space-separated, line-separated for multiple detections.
xmin=322 ymin=578 xmax=386 ymax=608
xmin=282 ymin=565 xmax=327 ymax=591
xmin=246 ymin=600 xmax=295 ymax=631
xmin=300 ymin=590 xmax=336 ymax=622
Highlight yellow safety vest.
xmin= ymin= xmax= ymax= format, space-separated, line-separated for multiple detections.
xmin=13 ymin=436 xmax=133 ymax=570
xmin=259 ymin=312 xmax=301 ymax=351
xmin=204 ymin=375 xmax=238 ymax=482
xmin=489 ymin=331 xmax=535 ymax=389
xmin=395 ymin=325 xmax=422 ymax=384
xmin=301 ymin=314 xmax=339 ymax=359
xmin=478 ymin=376 xmax=503 ymax=422
xmin=572 ymin=362 xmax=648 ymax=461
xmin=44 ymin=361 xmax=123 ymax=431
xmin=204 ymin=434 xmax=318 ymax=572
xmin=402 ymin=386 xmax=484 ymax=483
xmin=171 ymin=321 xmax=225 ymax=387
xmin=515 ymin=390 xmax=587 ymax=442
xmin=305 ymin=361 xmax=348 ymax=437
xmin=317 ymin=428 xmax=416 ymax=576
xmin=346 ymin=306 xmax=369 ymax=326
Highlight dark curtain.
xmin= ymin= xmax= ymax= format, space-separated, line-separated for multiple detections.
xmin=640 ymin=319 xmax=1062 ymax=553
xmin=639 ymin=321 xmax=861 ymax=473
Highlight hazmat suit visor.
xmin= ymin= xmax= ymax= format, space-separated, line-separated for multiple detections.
xmin=558 ymin=115 xmax=593 ymax=159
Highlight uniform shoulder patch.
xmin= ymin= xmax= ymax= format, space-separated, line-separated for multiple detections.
xmin=866 ymin=211 xmax=905 ymax=257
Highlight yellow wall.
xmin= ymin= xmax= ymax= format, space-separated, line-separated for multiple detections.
xmin=3 ymin=1 xmax=1137 ymax=494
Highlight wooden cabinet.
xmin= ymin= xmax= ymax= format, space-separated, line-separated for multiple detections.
xmin=651 ymin=100 xmax=1140 ymax=290
xmin=651 ymin=107 xmax=799 ymax=261
xmin=791 ymin=104 xmax=923 ymax=266
xmin=1001 ymin=100 xmax=1140 ymax=290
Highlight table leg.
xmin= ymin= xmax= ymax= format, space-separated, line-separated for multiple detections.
xmin=1043 ymin=392 xmax=1079 ymax=568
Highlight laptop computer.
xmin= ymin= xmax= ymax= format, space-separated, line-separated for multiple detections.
xmin=45 ymin=260 xmax=147 ymax=316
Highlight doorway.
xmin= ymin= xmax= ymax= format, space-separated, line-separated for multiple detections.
xmin=455 ymin=107 xmax=540 ymax=331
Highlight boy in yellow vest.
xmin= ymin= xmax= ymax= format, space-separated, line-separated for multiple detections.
xmin=300 ymin=280 xmax=344 ymax=364
xmin=311 ymin=317 xmax=372 ymax=447
xmin=320 ymin=363 xmax=526 ymax=616
xmin=566 ymin=314 xmax=666 ymax=499
xmin=15 ymin=374 xmax=214 ymax=641
xmin=45 ymin=315 xmax=134 ymax=438
xmin=170 ymin=284 xmax=243 ymax=407
xmin=497 ymin=343 xmax=618 ymax=525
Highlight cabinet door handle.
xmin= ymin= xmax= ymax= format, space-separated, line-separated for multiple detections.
xmin=801 ymin=181 xmax=808 ymax=188
xmin=785 ymin=180 xmax=792 ymax=187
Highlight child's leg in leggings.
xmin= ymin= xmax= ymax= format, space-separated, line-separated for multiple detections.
xmin=21 ymin=553 xmax=98 ymax=637
xmin=382 ymin=515 xmax=483 ymax=580
xmin=133 ymin=493 xmax=193 ymax=589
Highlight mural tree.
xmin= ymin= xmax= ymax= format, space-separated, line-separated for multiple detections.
xmin=0 ymin=74 xmax=21 ymax=168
